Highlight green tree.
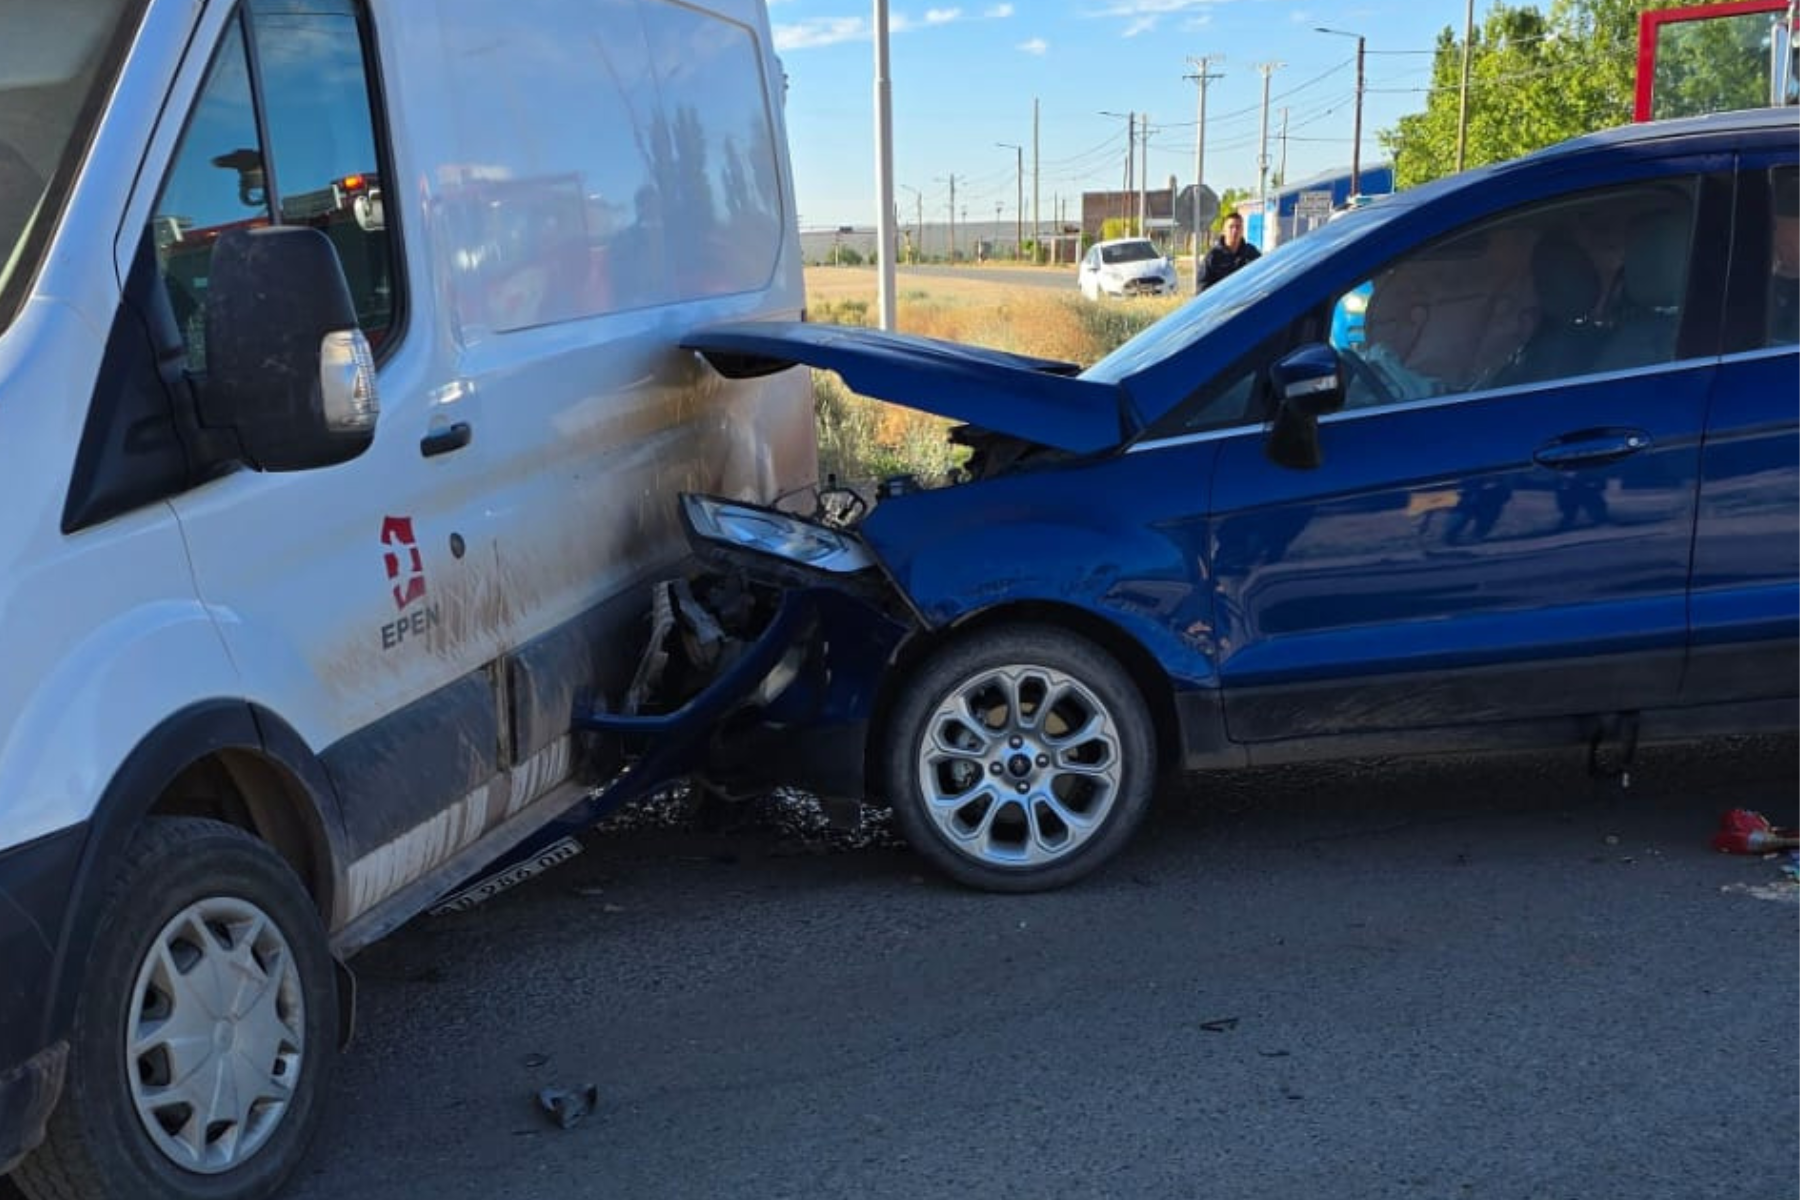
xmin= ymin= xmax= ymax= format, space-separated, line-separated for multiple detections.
xmin=1380 ymin=0 xmax=1757 ymax=190
xmin=1210 ymin=188 xmax=1251 ymax=235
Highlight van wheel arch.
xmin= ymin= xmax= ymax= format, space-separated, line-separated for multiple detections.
xmin=45 ymin=703 xmax=341 ymax=1052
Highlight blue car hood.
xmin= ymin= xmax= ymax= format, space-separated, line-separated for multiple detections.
xmin=682 ymin=320 xmax=1137 ymax=456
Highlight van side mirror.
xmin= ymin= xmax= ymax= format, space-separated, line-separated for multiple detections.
xmin=1263 ymin=343 xmax=1346 ymax=470
xmin=201 ymin=225 xmax=380 ymax=471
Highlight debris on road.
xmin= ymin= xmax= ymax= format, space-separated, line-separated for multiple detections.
xmin=1198 ymin=1017 xmax=1240 ymax=1033
xmin=1710 ymin=809 xmax=1800 ymax=854
xmin=536 ymin=1084 xmax=601 ymax=1130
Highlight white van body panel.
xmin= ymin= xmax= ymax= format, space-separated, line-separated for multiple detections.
xmin=0 ymin=299 xmax=239 ymax=850
xmin=1 ymin=0 xmax=808 ymax=908
xmin=66 ymin=0 xmax=812 ymax=925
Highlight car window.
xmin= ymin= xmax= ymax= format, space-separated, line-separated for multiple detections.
xmin=150 ymin=2 xmax=397 ymax=370
xmin=1767 ymin=166 xmax=1798 ymax=346
xmin=1101 ymin=241 xmax=1157 ymax=265
xmin=1329 ymin=180 xmax=1699 ymax=411
xmin=251 ymin=0 xmax=397 ymax=347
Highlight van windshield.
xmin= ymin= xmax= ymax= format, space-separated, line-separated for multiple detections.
xmin=0 ymin=0 xmax=139 ymax=332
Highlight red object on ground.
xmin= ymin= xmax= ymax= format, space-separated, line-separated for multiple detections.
xmin=1712 ymin=809 xmax=1800 ymax=854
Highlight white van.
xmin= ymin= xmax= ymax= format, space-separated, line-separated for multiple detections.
xmin=0 ymin=1 xmax=811 ymax=1196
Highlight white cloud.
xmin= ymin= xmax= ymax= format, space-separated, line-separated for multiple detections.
xmin=773 ymin=17 xmax=868 ymax=50
xmin=1017 ymin=36 xmax=1048 ymax=54
xmin=776 ymin=4 xmax=1018 ymax=51
xmin=1086 ymin=0 xmax=1224 ymax=37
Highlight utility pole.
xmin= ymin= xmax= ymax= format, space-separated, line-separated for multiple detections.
xmin=1032 ymin=98 xmax=1041 ymax=264
xmin=943 ymin=174 xmax=958 ymax=265
xmin=1126 ymin=112 xmax=1135 ymax=228
xmin=1278 ymin=106 xmax=1289 ymax=188
xmin=1456 ymin=0 xmax=1475 ymax=171
xmin=873 ymin=0 xmax=897 ymax=329
xmin=1186 ymin=55 xmax=1222 ymax=294
xmin=1138 ymin=115 xmax=1150 ymax=237
xmin=1256 ymin=62 xmax=1282 ymax=228
xmin=899 ymin=183 xmax=922 ymax=263
xmin=997 ymin=141 xmax=1023 ymax=260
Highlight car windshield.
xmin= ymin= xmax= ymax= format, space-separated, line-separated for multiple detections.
xmin=1083 ymin=198 xmax=1414 ymax=385
xmin=1100 ymin=240 xmax=1158 ymax=265
xmin=0 ymin=0 xmax=138 ymax=332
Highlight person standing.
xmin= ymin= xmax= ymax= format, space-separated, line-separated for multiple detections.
xmin=1199 ymin=211 xmax=1260 ymax=290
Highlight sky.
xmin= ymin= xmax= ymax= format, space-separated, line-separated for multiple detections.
xmin=769 ymin=0 xmax=1470 ymax=230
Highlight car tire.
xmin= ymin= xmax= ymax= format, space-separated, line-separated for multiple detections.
xmin=13 ymin=818 xmax=335 ymax=1200
xmin=882 ymin=625 xmax=1156 ymax=892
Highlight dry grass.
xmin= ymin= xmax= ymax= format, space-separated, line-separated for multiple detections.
xmin=803 ymin=267 xmax=1183 ymax=485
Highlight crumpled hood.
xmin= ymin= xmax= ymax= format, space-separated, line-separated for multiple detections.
xmin=682 ymin=320 xmax=1137 ymax=456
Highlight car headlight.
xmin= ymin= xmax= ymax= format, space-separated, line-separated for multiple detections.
xmin=682 ymin=494 xmax=874 ymax=574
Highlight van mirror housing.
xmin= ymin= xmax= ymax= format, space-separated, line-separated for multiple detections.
xmin=201 ymin=225 xmax=380 ymax=472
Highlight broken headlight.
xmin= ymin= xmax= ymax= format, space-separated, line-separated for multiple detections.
xmin=682 ymin=494 xmax=874 ymax=575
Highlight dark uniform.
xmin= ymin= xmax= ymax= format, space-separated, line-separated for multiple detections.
xmin=1199 ymin=236 xmax=1260 ymax=290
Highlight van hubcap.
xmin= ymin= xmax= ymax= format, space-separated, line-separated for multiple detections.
xmin=917 ymin=663 xmax=1123 ymax=868
xmin=126 ymin=897 xmax=305 ymax=1174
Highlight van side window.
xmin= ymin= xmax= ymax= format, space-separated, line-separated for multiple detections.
xmin=437 ymin=0 xmax=786 ymax=334
xmin=150 ymin=3 xmax=396 ymax=370
xmin=1328 ymin=181 xmax=1698 ymax=410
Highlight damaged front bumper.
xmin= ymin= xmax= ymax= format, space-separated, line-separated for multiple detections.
xmin=437 ymin=494 xmax=911 ymax=909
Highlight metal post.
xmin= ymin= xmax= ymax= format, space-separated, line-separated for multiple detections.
xmin=1457 ymin=0 xmax=1474 ymax=172
xmin=873 ymin=0 xmax=897 ymax=329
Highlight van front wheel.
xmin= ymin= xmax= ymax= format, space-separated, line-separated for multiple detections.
xmin=14 ymin=817 xmax=335 ymax=1200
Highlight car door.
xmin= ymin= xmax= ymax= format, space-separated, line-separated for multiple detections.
xmin=149 ymin=1 xmax=505 ymax=920
xmin=1205 ymin=171 xmax=1726 ymax=745
xmin=1683 ymin=156 xmax=1800 ymax=705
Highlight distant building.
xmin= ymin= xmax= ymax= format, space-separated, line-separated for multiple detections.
xmin=1255 ymin=163 xmax=1396 ymax=250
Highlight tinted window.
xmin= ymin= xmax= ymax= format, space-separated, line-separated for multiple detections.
xmin=1767 ymin=166 xmax=1798 ymax=346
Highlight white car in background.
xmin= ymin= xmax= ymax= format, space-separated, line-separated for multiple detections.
xmin=1079 ymin=237 xmax=1177 ymax=299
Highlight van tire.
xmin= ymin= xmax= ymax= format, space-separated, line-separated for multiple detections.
xmin=883 ymin=626 xmax=1155 ymax=892
xmin=13 ymin=818 xmax=335 ymax=1200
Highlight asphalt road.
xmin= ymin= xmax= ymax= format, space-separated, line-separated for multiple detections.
xmin=10 ymin=740 xmax=1795 ymax=1200
xmin=266 ymin=737 xmax=1799 ymax=1200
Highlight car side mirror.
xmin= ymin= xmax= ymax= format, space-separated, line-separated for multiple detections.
xmin=1263 ymin=343 xmax=1345 ymax=470
xmin=201 ymin=225 xmax=380 ymax=472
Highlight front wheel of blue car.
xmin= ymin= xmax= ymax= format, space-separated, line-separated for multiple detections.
xmin=883 ymin=626 xmax=1156 ymax=892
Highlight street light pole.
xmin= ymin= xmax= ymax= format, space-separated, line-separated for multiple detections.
xmin=873 ymin=0 xmax=897 ymax=329
xmin=1314 ymin=27 xmax=1365 ymax=197
xmin=997 ymin=141 xmax=1023 ymax=260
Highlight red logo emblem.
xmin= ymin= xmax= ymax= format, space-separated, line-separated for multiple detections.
xmin=381 ymin=516 xmax=427 ymax=610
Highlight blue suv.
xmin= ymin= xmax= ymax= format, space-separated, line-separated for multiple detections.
xmin=541 ymin=109 xmax=1798 ymax=895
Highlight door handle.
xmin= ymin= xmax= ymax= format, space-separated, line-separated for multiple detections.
xmin=420 ymin=422 xmax=472 ymax=458
xmin=1532 ymin=429 xmax=1651 ymax=470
